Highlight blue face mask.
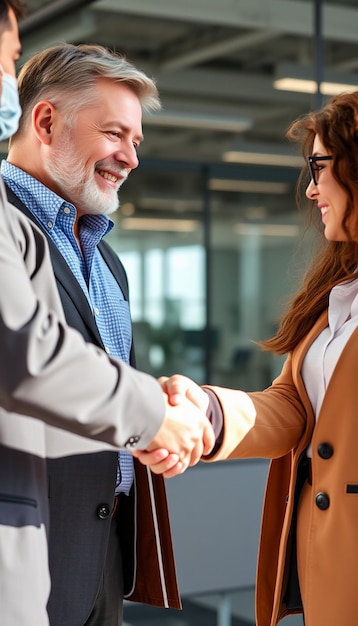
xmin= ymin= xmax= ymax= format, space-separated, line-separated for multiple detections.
xmin=0 ymin=66 xmax=22 ymax=141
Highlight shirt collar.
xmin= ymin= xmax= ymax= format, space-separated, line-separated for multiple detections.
xmin=328 ymin=276 xmax=358 ymax=335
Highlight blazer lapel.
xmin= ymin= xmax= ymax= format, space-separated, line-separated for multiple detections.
xmin=290 ymin=310 xmax=329 ymax=434
xmin=292 ymin=310 xmax=328 ymax=378
xmin=6 ymin=185 xmax=103 ymax=346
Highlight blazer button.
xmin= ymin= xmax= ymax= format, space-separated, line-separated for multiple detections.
xmin=315 ymin=492 xmax=330 ymax=510
xmin=125 ymin=435 xmax=140 ymax=449
xmin=97 ymin=504 xmax=111 ymax=519
xmin=317 ymin=442 xmax=333 ymax=459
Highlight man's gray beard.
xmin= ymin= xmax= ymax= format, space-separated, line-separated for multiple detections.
xmin=43 ymin=134 xmax=121 ymax=215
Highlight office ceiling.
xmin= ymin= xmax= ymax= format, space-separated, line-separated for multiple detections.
xmin=14 ymin=0 xmax=358 ymax=225
xmin=18 ymin=0 xmax=358 ymax=162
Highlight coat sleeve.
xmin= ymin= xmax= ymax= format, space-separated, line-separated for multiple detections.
xmin=0 ymin=187 xmax=164 ymax=451
xmin=202 ymin=353 xmax=307 ymax=461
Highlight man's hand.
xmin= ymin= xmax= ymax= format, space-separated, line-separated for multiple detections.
xmin=132 ymin=447 xmax=183 ymax=478
xmin=132 ymin=392 xmax=214 ymax=478
xmin=159 ymin=374 xmax=209 ymax=411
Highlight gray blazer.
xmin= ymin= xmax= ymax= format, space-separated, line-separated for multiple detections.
xmin=6 ymin=184 xmax=181 ymax=625
xmin=0 ymin=177 xmax=165 ymax=625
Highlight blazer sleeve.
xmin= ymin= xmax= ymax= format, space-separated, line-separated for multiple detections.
xmin=0 ymin=184 xmax=164 ymax=451
xmin=203 ymin=353 xmax=307 ymax=461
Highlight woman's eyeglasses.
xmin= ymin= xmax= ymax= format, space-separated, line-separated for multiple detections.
xmin=307 ymin=155 xmax=333 ymax=186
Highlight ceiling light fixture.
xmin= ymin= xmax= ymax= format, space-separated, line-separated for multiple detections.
xmin=222 ymin=140 xmax=303 ymax=167
xmin=143 ymin=110 xmax=252 ymax=132
xmin=274 ymin=63 xmax=358 ymax=96
xmin=120 ymin=217 xmax=199 ymax=232
xmin=223 ymin=150 xmax=302 ymax=167
xmin=138 ymin=196 xmax=203 ymax=212
xmin=209 ymin=179 xmax=290 ymax=194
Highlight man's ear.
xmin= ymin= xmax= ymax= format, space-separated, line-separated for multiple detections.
xmin=32 ymin=100 xmax=57 ymax=145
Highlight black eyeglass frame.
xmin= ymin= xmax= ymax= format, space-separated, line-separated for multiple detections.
xmin=307 ymin=155 xmax=333 ymax=186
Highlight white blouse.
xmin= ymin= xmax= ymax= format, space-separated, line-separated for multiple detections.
xmin=301 ymin=277 xmax=358 ymax=456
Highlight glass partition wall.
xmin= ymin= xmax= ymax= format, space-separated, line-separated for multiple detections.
xmin=107 ymin=158 xmax=311 ymax=390
xmin=108 ymin=157 xmax=310 ymax=626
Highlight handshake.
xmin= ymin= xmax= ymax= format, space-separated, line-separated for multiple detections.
xmin=132 ymin=375 xmax=215 ymax=478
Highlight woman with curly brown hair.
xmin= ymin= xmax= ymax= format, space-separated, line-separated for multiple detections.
xmin=136 ymin=91 xmax=358 ymax=626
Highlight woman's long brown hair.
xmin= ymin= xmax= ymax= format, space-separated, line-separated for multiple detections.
xmin=261 ymin=91 xmax=358 ymax=355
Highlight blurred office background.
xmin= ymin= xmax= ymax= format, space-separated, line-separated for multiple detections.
xmin=8 ymin=1 xmax=358 ymax=623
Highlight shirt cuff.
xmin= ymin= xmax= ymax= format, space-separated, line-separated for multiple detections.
xmin=203 ymin=388 xmax=224 ymax=457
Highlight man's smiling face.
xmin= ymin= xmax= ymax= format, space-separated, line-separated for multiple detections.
xmin=43 ymin=78 xmax=143 ymax=216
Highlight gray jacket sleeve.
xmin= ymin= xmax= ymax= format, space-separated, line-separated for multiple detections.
xmin=0 ymin=179 xmax=164 ymax=451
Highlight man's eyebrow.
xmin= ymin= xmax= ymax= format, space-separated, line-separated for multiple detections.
xmin=123 ymin=122 xmax=143 ymax=143
xmin=107 ymin=121 xmax=144 ymax=143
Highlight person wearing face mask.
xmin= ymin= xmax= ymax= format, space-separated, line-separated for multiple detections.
xmin=0 ymin=63 xmax=21 ymax=136
xmin=135 ymin=90 xmax=358 ymax=626
xmin=0 ymin=42 xmax=196 ymax=626
xmin=0 ymin=3 xmax=215 ymax=625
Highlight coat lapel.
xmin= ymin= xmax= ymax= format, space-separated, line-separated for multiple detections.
xmin=291 ymin=310 xmax=328 ymax=389
xmin=290 ymin=310 xmax=329 ymax=447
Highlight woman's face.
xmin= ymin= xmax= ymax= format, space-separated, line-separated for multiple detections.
xmin=306 ymin=135 xmax=354 ymax=241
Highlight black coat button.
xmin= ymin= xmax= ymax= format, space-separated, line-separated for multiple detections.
xmin=317 ymin=443 xmax=333 ymax=459
xmin=125 ymin=435 xmax=140 ymax=449
xmin=315 ymin=492 xmax=330 ymax=510
xmin=97 ymin=504 xmax=111 ymax=519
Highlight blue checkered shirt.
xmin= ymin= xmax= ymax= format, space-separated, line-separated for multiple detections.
xmin=2 ymin=160 xmax=134 ymax=495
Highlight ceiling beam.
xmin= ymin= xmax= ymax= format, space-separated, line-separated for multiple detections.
xmin=155 ymin=67 xmax=313 ymax=107
xmin=20 ymin=10 xmax=96 ymax=62
xmin=92 ymin=0 xmax=358 ymax=44
xmin=20 ymin=0 xmax=97 ymax=35
xmin=159 ymin=29 xmax=279 ymax=73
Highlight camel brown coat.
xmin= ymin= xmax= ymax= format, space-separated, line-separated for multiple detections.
xmin=204 ymin=311 xmax=358 ymax=626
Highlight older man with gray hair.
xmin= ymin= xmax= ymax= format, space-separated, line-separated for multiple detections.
xmin=2 ymin=41 xmax=215 ymax=626
xmin=0 ymin=18 xmax=214 ymax=625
